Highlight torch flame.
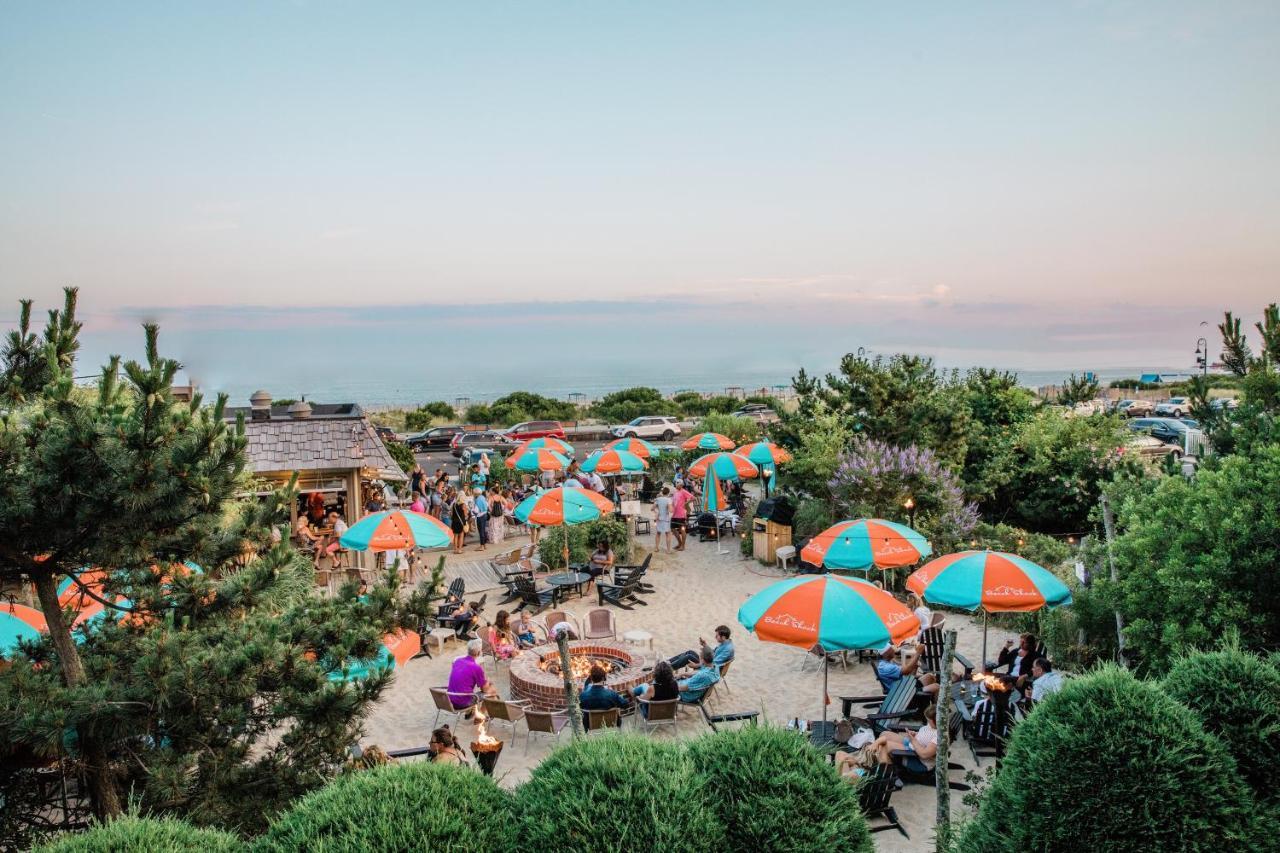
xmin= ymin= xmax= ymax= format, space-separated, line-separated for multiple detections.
xmin=971 ymin=672 xmax=1011 ymax=693
xmin=473 ymin=707 xmax=499 ymax=746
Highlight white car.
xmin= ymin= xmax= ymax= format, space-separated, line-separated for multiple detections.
xmin=609 ymin=416 xmax=682 ymax=441
xmin=1154 ymin=397 xmax=1191 ymax=418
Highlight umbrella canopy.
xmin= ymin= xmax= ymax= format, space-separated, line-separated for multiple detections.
xmin=1 ymin=603 xmax=48 ymax=656
xmin=801 ymin=519 xmax=932 ymax=571
xmin=340 ymin=510 xmax=452 ymax=552
xmin=516 ymin=436 xmax=575 ymax=455
xmin=906 ymin=550 xmax=1071 ymax=613
xmin=513 ymin=486 xmax=614 ymax=527
xmin=605 ymin=436 xmax=657 ymax=459
xmin=327 ymin=629 xmax=422 ymax=682
xmin=681 ymin=432 xmax=736 ymax=451
xmin=739 ymin=574 xmax=920 ymax=652
xmin=733 ymin=440 xmax=793 ymax=467
xmin=689 ymin=451 xmax=759 ymax=481
xmin=704 ymin=471 xmax=728 ymax=513
xmin=505 ymin=446 xmax=571 ymax=473
xmin=580 ymin=448 xmax=648 ymax=475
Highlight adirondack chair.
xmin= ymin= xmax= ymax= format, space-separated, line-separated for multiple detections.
xmin=858 ymin=763 xmax=908 ymax=838
xmin=612 ymin=554 xmax=654 ymax=592
xmin=435 ymin=577 xmax=466 ymax=619
xmin=916 ymin=626 xmax=945 ymax=674
xmin=965 ymin=690 xmax=1016 ymax=765
xmin=890 ymin=710 xmax=970 ymax=791
xmin=513 ymin=575 xmax=560 ymax=613
xmin=596 ymin=575 xmax=647 ymax=609
xmin=839 ymin=675 xmax=922 ymax=735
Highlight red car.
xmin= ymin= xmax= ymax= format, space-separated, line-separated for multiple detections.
xmin=502 ymin=420 xmax=567 ymax=442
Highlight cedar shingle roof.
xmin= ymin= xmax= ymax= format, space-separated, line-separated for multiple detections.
xmin=239 ymin=416 xmax=407 ymax=481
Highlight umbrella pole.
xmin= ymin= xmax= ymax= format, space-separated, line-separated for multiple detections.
xmin=822 ymin=652 xmax=829 ymax=725
xmin=981 ymin=610 xmax=988 ymax=669
xmin=563 ymin=524 xmax=570 ymax=570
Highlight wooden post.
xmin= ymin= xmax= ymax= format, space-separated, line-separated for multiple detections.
xmin=1099 ymin=492 xmax=1127 ymax=667
xmin=556 ymin=628 xmax=583 ymax=738
xmin=936 ymin=628 xmax=958 ymax=850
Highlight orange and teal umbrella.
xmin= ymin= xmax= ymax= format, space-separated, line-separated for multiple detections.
xmin=704 ymin=471 xmax=729 ymax=513
xmin=734 ymin=440 xmax=792 ymax=495
xmin=513 ymin=487 xmax=615 ymax=567
xmin=738 ymin=574 xmax=920 ymax=722
xmin=340 ymin=509 xmax=452 ymax=552
xmin=580 ymin=448 xmax=647 ymax=475
xmin=1 ymin=603 xmax=48 ymax=657
xmin=505 ymin=446 xmax=571 ymax=473
xmin=907 ymin=550 xmax=1072 ymax=664
xmin=516 ymin=436 xmax=575 ymax=456
xmin=605 ymin=436 xmax=657 ymax=459
xmin=689 ymin=451 xmax=758 ymax=481
xmin=327 ymin=628 xmax=422 ymax=682
xmin=801 ymin=519 xmax=931 ymax=572
xmin=681 ymin=432 xmax=736 ymax=451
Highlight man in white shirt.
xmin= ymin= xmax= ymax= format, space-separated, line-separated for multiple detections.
xmin=1029 ymin=658 xmax=1064 ymax=703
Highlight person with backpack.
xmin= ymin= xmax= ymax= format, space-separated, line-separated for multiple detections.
xmin=487 ymin=487 xmax=507 ymax=544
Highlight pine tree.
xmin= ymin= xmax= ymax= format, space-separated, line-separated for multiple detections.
xmin=0 ymin=293 xmax=438 ymax=840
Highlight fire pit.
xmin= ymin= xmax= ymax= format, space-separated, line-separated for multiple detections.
xmin=470 ymin=707 xmax=504 ymax=776
xmin=509 ymin=640 xmax=655 ymax=711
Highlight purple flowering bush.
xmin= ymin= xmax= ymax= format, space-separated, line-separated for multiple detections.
xmin=828 ymin=438 xmax=978 ymax=550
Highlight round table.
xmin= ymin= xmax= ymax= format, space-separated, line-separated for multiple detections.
xmin=546 ymin=571 xmax=590 ymax=598
xmin=623 ymin=629 xmax=654 ymax=650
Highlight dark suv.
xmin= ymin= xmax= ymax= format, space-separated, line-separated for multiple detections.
xmin=405 ymin=425 xmax=465 ymax=451
xmin=1127 ymin=418 xmax=1190 ymax=446
xmin=449 ymin=430 xmax=513 ymax=457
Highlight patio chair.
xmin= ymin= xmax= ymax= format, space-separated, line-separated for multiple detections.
xmin=596 ymin=575 xmax=647 ymax=609
xmin=429 ymin=686 xmax=467 ymax=729
xmin=436 ymin=577 xmax=466 ymax=619
xmin=582 ymin=608 xmax=617 ymax=640
xmin=636 ymin=698 xmax=679 ymax=734
xmin=523 ymin=709 xmax=570 ymax=754
xmin=917 ymin=626 xmax=944 ymax=675
xmin=585 ymin=707 xmax=622 ymax=732
xmin=481 ymin=696 xmax=529 ymax=739
xmin=716 ymin=657 xmax=733 ymax=693
xmin=543 ymin=611 xmax=580 ymax=639
xmin=857 ymin=763 xmax=908 ymax=838
xmin=838 ymin=675 xmax=922 ymax=736
xmin=800 ymin=643 xmax=847 ymax=672
xmin=678 ymin=681 xmax=720 ymax=729
xmin=513 ymin=575 xmax=561 ymax=613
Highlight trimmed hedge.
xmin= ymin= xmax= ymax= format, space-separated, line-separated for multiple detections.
xmin=38 ymin=815 xmax=241 ymax=852
xmin=960 ymin=665 xmax=1257 ymax=852
xmin=1164 ymin=648 xmax=1280 ymax=800
xmin=254 ymin=762 xmax=514 ymax=852
xmin=686 ymin=726 xmax=872 ymax=852
xmin=515 ymin=734 xmax=724 ymax=851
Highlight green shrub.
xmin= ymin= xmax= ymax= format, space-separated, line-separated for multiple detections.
xmin=38 ymin=815 xmax=241 ymax=852
xmin=515 ymin=735 xmax=724 ymax=851
xmin=960 ymin=665 xmax=1258 ymax=852
xmin=790 ymin=497 xmax=834 ymax=539
xmin=404 ymin=401 xmax=456 ymax=430
xmin=685 ymin=727 xmax=872 ymax=852
xmin=589 ymin=386 xmax=680 ymax=424
xmin=255 ymin=762 xmax=514 ymax=852
xmin=383 ymin=440 xmax=416 ymax=479
xmin=536 ymin=517 xmax=630 ymax=569
xmin=695 ymin=413 xmax=760 ymax=446
xmin=1164 ymin=647 xmax=1280 ymax=800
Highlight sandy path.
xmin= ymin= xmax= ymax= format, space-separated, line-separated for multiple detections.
xmin=362 ymin=533 xmax=1012 ymax=853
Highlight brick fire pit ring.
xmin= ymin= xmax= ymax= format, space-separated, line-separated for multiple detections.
xmin=509 ymin=640 xmax=656 ymax=712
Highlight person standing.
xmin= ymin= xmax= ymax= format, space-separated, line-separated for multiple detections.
xmin=410 ymin=463 xmax=426 ymax=497
xmin=487 ymin=487 xmax=507 ymax=545
xmin=671 ymin=481 xmax=694 ymax=551
xmin=472 ymin=488 xmax=490 ymax=552
xmin=653 ymin=485 xmax=674 ymax=553
xmin=450 ymin=494 xmax=470 ymax=554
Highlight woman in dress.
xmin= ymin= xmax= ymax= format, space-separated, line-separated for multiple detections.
xmin=450 ymin=489 xmax=470 ymax=554
xmin=486 ymin=487 xmax=507 ymax=545
xmin=489 ymin=610 xmax=518 ymax=659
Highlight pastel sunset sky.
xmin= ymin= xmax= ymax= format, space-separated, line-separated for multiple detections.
xmin=2 ymin=2 xmax=1278 ymax=398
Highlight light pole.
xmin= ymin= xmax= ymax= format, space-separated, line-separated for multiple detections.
xmin=1195 ymin=337 xmax=1208 ymax=376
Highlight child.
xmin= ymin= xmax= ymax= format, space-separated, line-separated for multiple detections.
xmin=515 ymin=611 xmax=538 ymax=648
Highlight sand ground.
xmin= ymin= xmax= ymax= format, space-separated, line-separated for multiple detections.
xmin=362 ymin=531 xmax=1012 ymax=853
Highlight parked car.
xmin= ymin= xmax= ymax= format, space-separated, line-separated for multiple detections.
xmin=374 ymin=425 xmax=400 ymax=444
xmin=502 ymin=420 xmax=567 ymax=442
xmin=1108 ymin=399 xmax=1135 ymax=414
xmin=1120 ymin=400 xmax=1155 ymax=417
xmin=609 ymin=416 xmax=682 ymax=441
xmin=404 ymin=425 xmax=466 ymax=451
xmin=1210 ymin=398 xmax=1239 ymax=412
xmin=1127 ymin=417 xmax=1191 ymax=446
xmin=449 ymin=430 xmax=514 ymax=457
xmin=731 ymin=403 xmax=780 ymax=424
xmin=1154 ymin=397 xmax=1191 ymax=418
xmin=1126 ymin=434 xmax=1184 ymax=461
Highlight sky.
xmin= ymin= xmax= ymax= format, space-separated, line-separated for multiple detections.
xmin=1 ymin=2 xmax=1278 ymax=401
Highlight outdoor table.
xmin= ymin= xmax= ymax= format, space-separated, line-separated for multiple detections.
xmin=949 ymin=682 xmax=976 ymax=723
xmin=623 ymin=629 xmax=654 ymax=650
xmin=546 ymin=571 xmax=590 ymax=598
xmin=806 ymin=720 xmax=840 ymax=751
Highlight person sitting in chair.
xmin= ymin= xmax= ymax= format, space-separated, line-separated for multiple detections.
xmin=998 ymin=632 xmax=1038 ymax=686
xmin=448 ymin=600 xmax=483 ymax=638
xmin=631 ymin=659 xmax=679 ymax=718
xmin=677 ymin=647 xmax=722 ymax=703
xmin=586 ymin=540 xmax=615 ymax=579
xmin=669 ymin=625 xmax=734 ymax=674
xmin=445 ymin=639 xmax=498 ymax=715
xmin=1026 ymin=657 xmax=1064 ymax=704
xmin=579 ymin=665 xmax=629 ymax=729
xmin=870 ymin=703 xmax=938 ymax=771
xmin=514 ymin=610 xmax=539 ymax=648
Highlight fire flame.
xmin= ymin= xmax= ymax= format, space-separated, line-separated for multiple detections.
xmin=972 ymin=672 xmax=1011 ymax=693
xmin=472 ymin=707 xmax=499 ymax=746
xmin=540 ymin=655 xmax=617 ymax=680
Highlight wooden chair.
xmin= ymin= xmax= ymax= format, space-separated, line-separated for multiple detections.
xmin=857 ymin=763 xmax=908 ymax=838
xmin=636 ymin=698 xmax=679 ymax=734
xmin=481 ymin=696 xmax=529 ymax=739
xmin=585 ymin=707 xmax=621 ymax=732
xmin=596 ymin=576 xmax=647 ymax=609
xmin=523 ymin=709 xmax=569 ymax=754
xmin=582 ymin=608 xmax=617 ymax=640
xmin=514 ymin=575 xmax=561 ymax=613
xmin=716 ymin=658 xmax=733 ymax=693
xmin=838 ymin=675 xmax=922 ymax=735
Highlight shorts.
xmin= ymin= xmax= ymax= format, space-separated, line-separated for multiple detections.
xmin=671 ymin=518 xmax=686 ymax=530
xmin=656 ymin=520 xmax=672 ymax=533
